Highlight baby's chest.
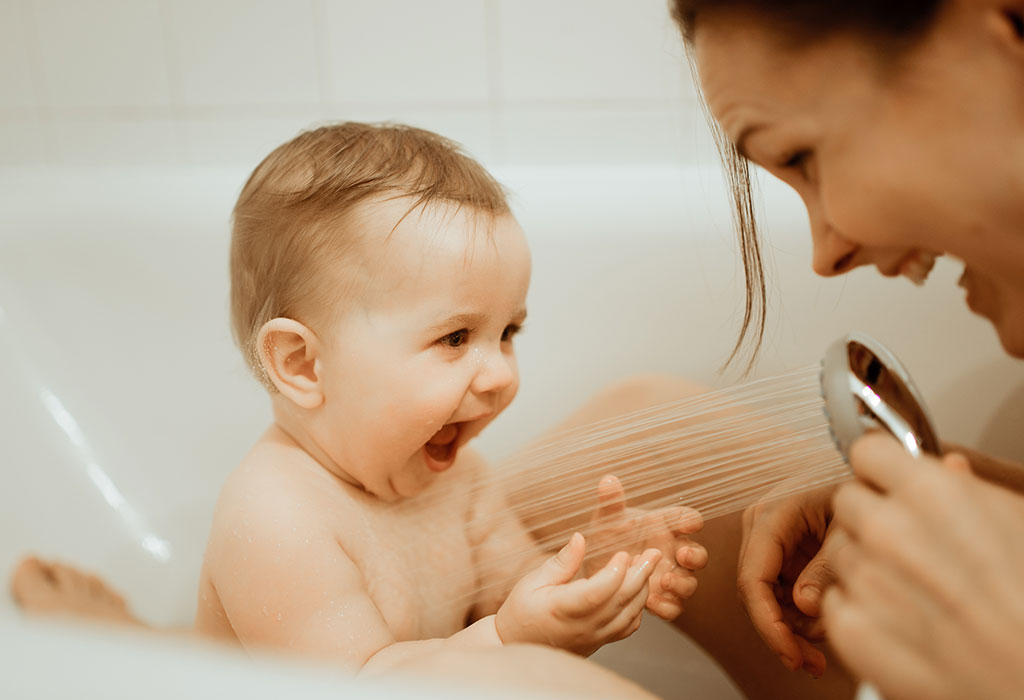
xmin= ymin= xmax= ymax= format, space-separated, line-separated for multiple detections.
xmin=343 ymin=499 xmax=479 ymax=640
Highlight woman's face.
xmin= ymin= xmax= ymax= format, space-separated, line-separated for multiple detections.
xmin=694 ymin=3 xmax=1024 ymax=355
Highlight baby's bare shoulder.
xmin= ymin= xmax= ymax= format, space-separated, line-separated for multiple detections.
xmin=206 ymin=439 xmax=357 ymax=557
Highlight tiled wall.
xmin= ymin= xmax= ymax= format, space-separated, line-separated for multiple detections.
xmin=0 ymin=0 xmax=717 ymax=168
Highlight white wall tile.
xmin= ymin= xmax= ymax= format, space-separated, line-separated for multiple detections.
xmin=498 ymin=0 xmax=688 ymax=103
xmin=182 ymin=113 xmax=326 ymax=167
xmin=678 ymin=101 xmax=722 ymax=164
xmin=501 ymin=106 xmax=684 ymax=165
xmin=170 ymin=0 xmax=321 ymax=108
xmin=0 ymin=123 xmax=47 ymax=165
xmin=33 ymin=0 xmax=172 ymax=109
xmin=47 ymin=119 xmax=181 ymax=166
xmin=323 ymin=0 xmax=489 ymax=104
xmin=0 ymin=1 xmax=39 ymax=111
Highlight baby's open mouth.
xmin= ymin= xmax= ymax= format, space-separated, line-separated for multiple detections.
xmin=423 ymin=423 xmax=461 ymax=472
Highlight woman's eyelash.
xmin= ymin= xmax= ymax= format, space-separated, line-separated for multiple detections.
xmin=781 ymin=149 xmax=809 ymax=170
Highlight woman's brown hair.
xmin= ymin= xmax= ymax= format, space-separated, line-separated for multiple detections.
xmin=669 ymin=0 xmax=943 ymax=372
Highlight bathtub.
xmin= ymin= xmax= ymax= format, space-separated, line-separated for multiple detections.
xmin=2 ymin=163 xmax=1021 ymax=699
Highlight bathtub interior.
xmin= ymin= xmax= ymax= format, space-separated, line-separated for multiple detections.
xmin=1 ymin=164 xmax=1021 ymax=699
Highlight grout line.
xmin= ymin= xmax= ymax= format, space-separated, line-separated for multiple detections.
xmin=0 ymin=97 xmax=694 ymax=128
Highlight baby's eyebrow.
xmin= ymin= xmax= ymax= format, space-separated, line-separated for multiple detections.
xmin=429 ymin=313 xmax=485 ymax=331
xmin=429 ymin=308 xmax=527 ymax=332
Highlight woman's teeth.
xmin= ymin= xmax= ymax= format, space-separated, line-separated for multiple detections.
xmin=900 ymin=251 xmax=938 ymax=286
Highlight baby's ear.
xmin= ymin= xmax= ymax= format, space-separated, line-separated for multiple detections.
xmin=257 ymin=318 xmax=324 ymax=409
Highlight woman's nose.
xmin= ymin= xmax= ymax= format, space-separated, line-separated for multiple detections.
xmin=471 ymin=348 xmax=517 ymax=394
xmin=809 ymin=217 xmax=859 ymax=278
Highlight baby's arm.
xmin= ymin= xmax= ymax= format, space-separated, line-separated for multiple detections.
xmin=206 ymin=492 xmax=502 ymax=674
xmin=463 ymin=452 xmax=553 ymax=617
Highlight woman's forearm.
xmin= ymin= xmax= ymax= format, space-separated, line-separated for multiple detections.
xmin=944 ymin=442 xmax=1024 ymax=494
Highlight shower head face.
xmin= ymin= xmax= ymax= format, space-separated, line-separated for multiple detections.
xmin=822 ymin=333 xmax=942 ymax=461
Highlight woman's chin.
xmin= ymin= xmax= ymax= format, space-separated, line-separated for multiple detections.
xmin=985 ymin=299 xmax=1024 ymax=358
xmin=995 ymin=323 xmax=1024 ymax=359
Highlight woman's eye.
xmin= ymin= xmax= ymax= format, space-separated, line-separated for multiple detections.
xmin=781 ymin=149 xmax=810 ymax=173
xmin=439 ymin=329 xmax=468 ymax=347
xmin=501 ymin=324 xmax=522 ymax=342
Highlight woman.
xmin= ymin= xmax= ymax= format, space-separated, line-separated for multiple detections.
xmin=669 ymin=1 xmax=1024 ymax=698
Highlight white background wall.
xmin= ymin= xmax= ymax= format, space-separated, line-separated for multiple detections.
xmin=0 ymin=0 xmax=715 ymax=169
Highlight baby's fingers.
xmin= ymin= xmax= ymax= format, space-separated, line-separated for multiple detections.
xmin=662 ymin=505 xmax=704 ymax=535
xmin=605 ymin=580 xmax=651 ymax=641
xmin=555 ymin=551 xmax=630 ymax=616
xmin=617 ymin=549 xmax=663 ymax=603
xmin=677 ymin=543 xmax=708 ymax=571
xmin=660 ymin=568 xmax=699 ymax=600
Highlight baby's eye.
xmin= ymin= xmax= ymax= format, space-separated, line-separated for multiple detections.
xmin=439 ymin=329 xmax=468 ymax=348
xmin=501 ymin=324 xmax=522 ymax=342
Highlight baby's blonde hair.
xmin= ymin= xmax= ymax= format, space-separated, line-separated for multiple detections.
xmin=230 ymin=121 xmax=510 ymax=384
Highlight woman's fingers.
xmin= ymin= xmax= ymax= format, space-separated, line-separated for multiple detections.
xmin=792 ymin=526 xmax=847 ymax=617
xmin=793 ymin=635 xmax=826 ymax=677
xmin=822 ymin=585 xmax=941 ymax=700
xmin=848 ymin=432 xmax=942 ymax=494
xmin=737 ymin=517 xmax=803 ymax=669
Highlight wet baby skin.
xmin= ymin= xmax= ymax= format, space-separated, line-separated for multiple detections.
xmin=194 ymin=199 xmax=705 ymax=671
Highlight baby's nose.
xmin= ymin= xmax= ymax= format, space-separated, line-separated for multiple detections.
xmin=471 ymin=348 xmax=516 ymax=394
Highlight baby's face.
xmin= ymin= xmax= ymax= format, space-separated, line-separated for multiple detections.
xmin=315 ymin=197 xmax=530 ymax=500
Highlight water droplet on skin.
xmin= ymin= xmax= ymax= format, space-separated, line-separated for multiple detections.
xmin=276 ymin=612 xmax=283 ymax=622
xmin=261 ymin=606 xmax=269 ymax=617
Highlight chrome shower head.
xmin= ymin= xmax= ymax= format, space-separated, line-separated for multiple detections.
xmin=821 ymin=332 xmax=942 ymax=461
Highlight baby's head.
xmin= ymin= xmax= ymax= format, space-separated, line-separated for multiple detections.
xmin=230 ymin=122 xmax=530 ymax=500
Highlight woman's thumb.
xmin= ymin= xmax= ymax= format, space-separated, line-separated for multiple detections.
xmin=793 ymin=528 xmax=848 ymax=616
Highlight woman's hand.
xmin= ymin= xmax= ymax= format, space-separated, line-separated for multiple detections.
xmin=737 ymin=483 xmax=848 ymax=676
xmin=824 ymin=432 xmax=1024 ymax=700
xmin=586 ymin=475 xmax=707 ymax=621
xmin=495 ymin=532 xmax=661 ymax=657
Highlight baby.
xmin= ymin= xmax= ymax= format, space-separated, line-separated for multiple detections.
xmin=14 ymin=122 xmax=707 ymax=672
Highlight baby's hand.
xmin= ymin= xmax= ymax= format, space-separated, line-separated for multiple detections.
xmin=495 ymin=533 xmax=661 ymax=656
xmin=587 ymin=475 xmax=707 ymax=621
